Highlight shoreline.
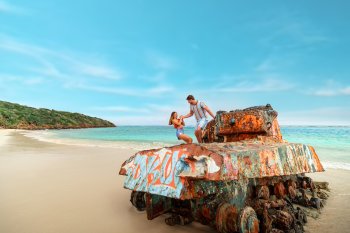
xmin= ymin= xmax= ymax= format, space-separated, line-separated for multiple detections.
xmin=0 ymin=130 xmax=214 ymax=233
xmin=1 ymin=130 xmax=350 ymax=233
xmin=6 ymin=128 xmax=350 ymax=171
xmin=16 ymin=129 xmax=177 ymax=151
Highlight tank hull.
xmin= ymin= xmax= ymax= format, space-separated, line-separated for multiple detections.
xmin=119 ymin=141 xmax=324 ymax=199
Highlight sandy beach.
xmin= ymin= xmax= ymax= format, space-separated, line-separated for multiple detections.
xmin=0 ymin=130 xmax=349 ymax=233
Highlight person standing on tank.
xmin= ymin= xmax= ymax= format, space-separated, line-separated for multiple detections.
xmin=181 ymin=95 xmax=215 ymax=143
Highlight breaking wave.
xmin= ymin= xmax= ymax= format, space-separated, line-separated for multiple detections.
xmin=322 ymin=161 xmax=350 ymax=171
xmin=20 ymin=126 xmax=350 ymax=171
xmin=20 ymin=130 xmax=176 ymax=151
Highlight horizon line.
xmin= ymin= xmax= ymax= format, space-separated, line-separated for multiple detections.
xmin=112 ymin=124 xmax=350 ymax=127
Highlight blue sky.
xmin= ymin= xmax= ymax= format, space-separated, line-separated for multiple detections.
xmin=0 ymin=0 xmax=349 ymax=125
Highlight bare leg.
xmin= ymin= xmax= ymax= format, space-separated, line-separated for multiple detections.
xmin=202 ymin=129 xmax=207 ymax=138
xmin=178 ymin=134 xmax=193 ymax=144
xmin=195 ymin=126 xmax=202 ymax=143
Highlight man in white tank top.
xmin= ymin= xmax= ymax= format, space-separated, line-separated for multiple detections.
xmin=181 ymin=95 xmax=215 ymax=143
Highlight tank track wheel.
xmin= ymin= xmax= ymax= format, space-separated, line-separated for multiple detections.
xmin=130 ymin=191 xmax=146 ymax=211
xmin=215 ymin=203 xmax=239 ymax=233
xmin=239 ymin=207 xmax=259 ymax=233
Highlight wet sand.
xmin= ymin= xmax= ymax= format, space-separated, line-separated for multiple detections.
xmin=0 ymin=130 xmax=349 ymax=233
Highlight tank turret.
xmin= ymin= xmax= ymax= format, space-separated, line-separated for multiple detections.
xmin=203 ymin=104 xmax=282 ymax=143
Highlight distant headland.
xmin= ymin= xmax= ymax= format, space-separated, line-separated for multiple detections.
xmin=0 ymin=100 xmax=116 ymax=130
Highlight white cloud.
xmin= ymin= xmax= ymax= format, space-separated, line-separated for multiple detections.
xmin=0 ymin=1 xmax=26 ymax=14
xmin=341 ymin=87 xmax=350 ymax=95
xmin=255 ymin=59 xmax=274 ymax=72
xmin=146 ymin=103 xmax=189 ymax=116
xmin=280 ymin=22 xmax=329 ymax=44
xmin=76 ymin=64 xmax=122 ymax=80
xmin=255 ymin=56 xmax=295 ymax=73
xmin=0 ymin=73 xmax=43 ymax=86
xmin=112 ymin=114 xmax=196 ymax=126
xmin=140 ymin=71 xmax=166 ymax=83
xmin=90 ymin=106 xmax=150 ymax=113
xmin=0 ymin=35 xmax=123 ymax=83
xmin=280 ymin=107 xmax=350 ymax=126
xmin=311 ymin=89 xmax=336 ymax=97
xmin=71 ymin=84 xmax=140 ymax=96
xmin=147 ymin=51 xmax=177 ymax=70
xmin=257 ymin=15 xmax=331 ymax=50
xmin=147 ymin=85 xmax=174 ymax=94
xmin=71 ymin=83 xmax=174 ymax=97
xmin=213 ymin=77 xmax=295 ymax=93
xmin=311 ymin=87 xmax=350 ymax=96
xmin=308 ymin=80 xmax=350 ymax=96
xmin=146 ymin=104 xmax=174 ymax=113
xmin=23 ymin=77 xmax=43 ymax=85
xmin=110 ymin=115 xmax=169 ymax=126
xmin=0 ymin=36 xmax=181 ymax=99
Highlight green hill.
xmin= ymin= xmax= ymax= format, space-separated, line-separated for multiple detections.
xmin=0 ymin=101 xmax=116 ymax=130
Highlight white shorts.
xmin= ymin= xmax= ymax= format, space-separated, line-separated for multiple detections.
xmin=196 ymin=118 xmax=208 ymax=130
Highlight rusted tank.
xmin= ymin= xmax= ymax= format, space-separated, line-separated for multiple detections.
xmin=119 ymin=105 xmax=328 ymax=233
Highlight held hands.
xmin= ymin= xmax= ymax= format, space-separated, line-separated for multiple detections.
xmin=179 ymin=115 xmax=185 ymax=126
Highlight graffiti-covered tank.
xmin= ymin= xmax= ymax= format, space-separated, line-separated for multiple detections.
xmin=119 ymin=105 xmax=329 ymax=233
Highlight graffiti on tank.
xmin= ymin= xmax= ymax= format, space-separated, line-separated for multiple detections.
xmin=119 ymin=105 xmax=328 ymax=233
xmin=125 ymin=148 xmax=188 ymax=193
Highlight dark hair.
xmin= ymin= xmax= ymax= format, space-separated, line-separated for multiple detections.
xmin=186 ymin=95 xmax=195 ymax=100
xmin=169 ymin=112 xmax=177 ymax=125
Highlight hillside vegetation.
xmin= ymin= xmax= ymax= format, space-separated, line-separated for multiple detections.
xmin=0 ymin=101 xmax=116 ymax=130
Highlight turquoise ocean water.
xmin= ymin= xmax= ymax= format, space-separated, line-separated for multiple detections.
xmin=34 ymin=126 xmax=350 ymax=170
